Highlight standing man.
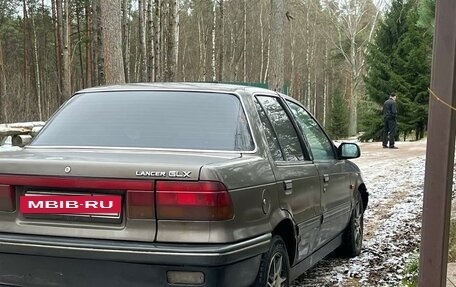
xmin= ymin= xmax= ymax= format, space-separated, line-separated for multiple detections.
xmin=382 ymin=92 xmax=398 ymax=149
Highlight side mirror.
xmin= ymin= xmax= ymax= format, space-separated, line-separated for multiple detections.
xmin=12 ymin=135 xmax=33 ymax=147
xmin=338 ymin=142 xmax=361 ymax=159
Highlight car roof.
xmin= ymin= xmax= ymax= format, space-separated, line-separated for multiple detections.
xmin=75 ymin=82 xmax=278 ymax=96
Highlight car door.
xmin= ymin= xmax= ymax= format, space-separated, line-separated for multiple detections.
xmin=286 ymin=100 xmax=352 ymax=246
xmin=255 ymin=96 xmax=322 ymax=262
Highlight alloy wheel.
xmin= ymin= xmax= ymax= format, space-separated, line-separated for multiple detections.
xmin=353 ymin=199 xmax=363 ymax=248
xmin=267 ymin=252 xmax=287 ymax=287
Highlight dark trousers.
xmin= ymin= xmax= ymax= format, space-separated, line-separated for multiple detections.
xmin=382 ymin=118 xmax=397 ymax=147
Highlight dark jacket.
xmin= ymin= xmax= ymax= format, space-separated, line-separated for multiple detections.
xmin=383 ymin=98 xmax=397 ymax=120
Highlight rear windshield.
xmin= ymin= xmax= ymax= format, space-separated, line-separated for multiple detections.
xmin=32 ymin=91 xmax=255 ymax=151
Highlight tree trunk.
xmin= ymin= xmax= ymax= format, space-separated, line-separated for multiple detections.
xmin=290 ymin=20 xmax=295 ymax=96
xmin=154 ymin=0 xmax=161 ymax=81
xmin=165 ymin=0 xmax=178 ymax=81
xmin=51 ymin=0 xmax=63 ymax=102
xmin=138 ymin=0 xmax=147 ymax=81
xmin=259 ymin=1 xmax=265 ymax=82
xmin=181 ymin=37 xmax=187 ymax=81
xmin=210 ymin=1 xmax=216 ymax=81
xmin=243 ymin=0 xmax=247 ymax=83
xmin=22 ymin=0 xmax=31 ymax=115
xmin=62 ymin=0 xmax=71 ymax=99
xmin=348 ymin=75 xmax=358 ymax=136
xmin=93 ymin=0 xmax=104 ymax=85
xmin=268 ymin=0 xmax=285 ymax=92
xmin=122 ymin=0 xmax=130 ymax=82
xmin=99 ymin=0 xmax=125 ymax=84
xmin=85 ymin=4 xmax=93 ymax=87
xmin=0 ymin=39 xmax=7 ymax=122
xmin=305 ymin=4 xmax=310 ymax=107
xmin=323 ymin=39 xmax=328 ymax=127
xmin=147 ymin=0 xmax=154 ymax=81
xmin=217 ymin=0 xmax=224 ymax=81
xmin=160 ymin=0 xmax=167 ymax=79
xmin=263 ymin=6 xmax=271 ymax=85
xmin=29 ymin=4 xmax=43 ymax=120
xmin=198 ymin=16 xmax=205 ymax=81
xmin=76 ymin=6 xmax=85 ymax=89
xmin=348 ymin=35 xmax=358 ymax=136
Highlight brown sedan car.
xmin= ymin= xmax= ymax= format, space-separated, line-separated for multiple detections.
xmin=0 ymin=83 xmax=367 ymax=287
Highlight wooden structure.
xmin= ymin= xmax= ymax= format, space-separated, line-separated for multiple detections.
xmin=419 ymin=0 xmax=456 ymax=286
xmin=0 ymin=122 xmax=45 ymax=138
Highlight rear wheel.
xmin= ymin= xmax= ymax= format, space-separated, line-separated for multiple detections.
xmin=254 ymin=235 xmax=290 ymax=287
xmin=339 ymin=191 xmax=364 ymax=257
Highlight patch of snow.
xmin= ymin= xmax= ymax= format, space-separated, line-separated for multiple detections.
xmin=0 ymin=146 xmax=21 ymax=152
xmin=0 ymin=121 xmax=46 ymax=129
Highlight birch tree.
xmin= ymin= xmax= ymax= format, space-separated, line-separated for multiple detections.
xmin=325 ymin=0 xmax=380 ymax=135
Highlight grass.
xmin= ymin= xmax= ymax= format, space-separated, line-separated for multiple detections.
xmin=401 ymin=220 xmax=456 ymax=287
xmin=448 ymin=220 xmax=456 ymax=262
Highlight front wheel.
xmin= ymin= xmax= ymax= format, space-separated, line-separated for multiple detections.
xmin=254 ymin=235 xmax=290 ymax=287
xmin=338 ymin=191 xmax=364 ymax=257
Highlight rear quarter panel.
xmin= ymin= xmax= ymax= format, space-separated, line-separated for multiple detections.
xmin=156 ymin=155 xmax=278 ymax=243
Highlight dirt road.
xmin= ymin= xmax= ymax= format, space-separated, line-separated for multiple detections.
xmin=293 ymin=140 xmax=428 ymax=287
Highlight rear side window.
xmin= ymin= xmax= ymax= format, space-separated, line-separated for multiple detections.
xmin=32 ymin=91 xmax=255 ymax=151
xmin=256 ymin=96 xmax=304 ymax=161
xmin=254 ymin=100 xmax=284 ymax=161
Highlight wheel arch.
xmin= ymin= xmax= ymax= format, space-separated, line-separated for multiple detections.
xmin=357 ymin=182 xmax=368 ymax=211
xmin=271 ymin=216 xmax=297 ymax=266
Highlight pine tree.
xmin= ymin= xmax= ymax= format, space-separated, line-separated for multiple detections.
xmin=417 ymin=0 xmax=435 ymax=35
xmin=362 ymin=0 xmax=431 ymax=141
xmin=393 ymin=5 xmax=431 ymax=139
xmin=328 ymin=89 xmax=349 ymax=140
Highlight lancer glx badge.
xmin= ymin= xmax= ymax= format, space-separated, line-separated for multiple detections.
xmin=135 ymin=170 xmax=192 ymax=178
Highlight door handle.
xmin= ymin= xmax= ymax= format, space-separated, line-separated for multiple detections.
xmin=284 ymin=180 xmax=293 ymax=190
xmin=323 ymin=174 xmax=330 ymax=182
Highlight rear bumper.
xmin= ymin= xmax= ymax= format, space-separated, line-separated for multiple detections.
xmin=0 ymin=232 xmax=270 ymax=287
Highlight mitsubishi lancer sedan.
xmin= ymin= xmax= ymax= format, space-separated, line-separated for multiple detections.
xmin=0 ymin=83 xmax=367 ymax=287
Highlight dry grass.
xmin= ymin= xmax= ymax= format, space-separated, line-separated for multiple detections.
xmin=448 ymin=220 xmax=456 ymax=262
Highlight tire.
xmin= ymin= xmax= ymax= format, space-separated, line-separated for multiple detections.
xmin=338 ymin=191 xmax=364 ymax=257
xmin=254 ymin=235 xmax=290 ymax=287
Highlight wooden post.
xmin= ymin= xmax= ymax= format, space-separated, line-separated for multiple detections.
xmin=418 ymin=0 xmax=456 ymax=286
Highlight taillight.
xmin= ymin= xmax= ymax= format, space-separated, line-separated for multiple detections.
xmin=156 ymin=181 xmax=233 ymax=221
xmin=127 ymin=190 xmax=155 ymax=219
xmin=0 ymin=184 xmax=15 ymax=212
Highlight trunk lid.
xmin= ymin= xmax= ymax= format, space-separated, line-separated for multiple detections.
xmin=0 ymin=148 xmax=240 ymax=242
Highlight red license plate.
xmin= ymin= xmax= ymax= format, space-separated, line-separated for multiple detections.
xmin=20 ymin=194 xmax=122 ymax=215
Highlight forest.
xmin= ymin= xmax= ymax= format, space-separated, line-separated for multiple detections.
xmin=0 ymin=0 xmax=434 ymax=140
